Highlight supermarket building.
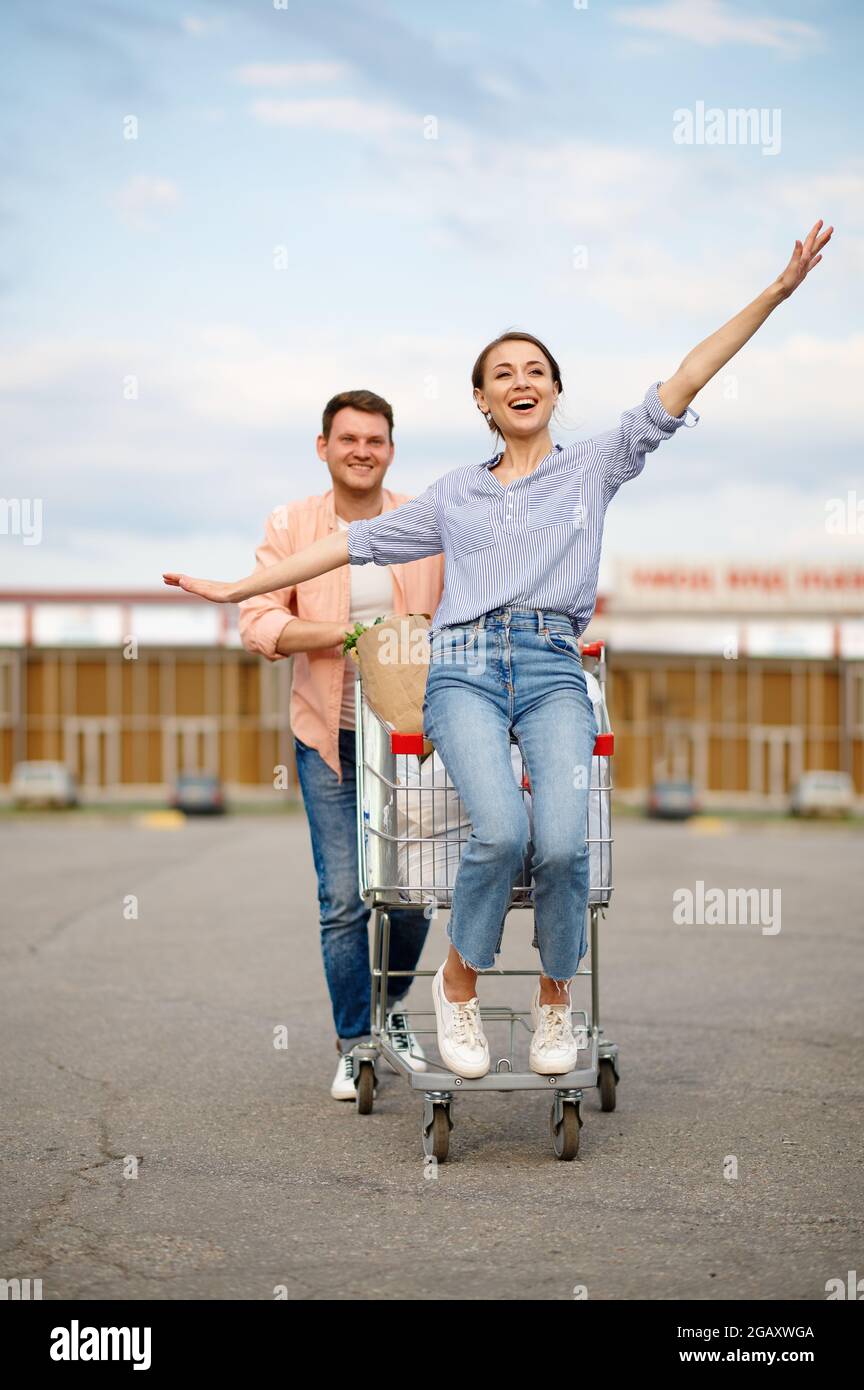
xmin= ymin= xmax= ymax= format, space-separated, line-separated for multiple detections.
xmin=1 ymin=558 xmax=862 ymax=808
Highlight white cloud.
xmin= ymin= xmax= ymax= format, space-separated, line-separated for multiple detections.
xmin=776 ymin=172 xmax=864 ymax=225
xmin=336 ymin=134 xmax=686 ymax=244
xmin=3 ymin=326 xmax=860 ymax=589
xmin=111 ymin=175 xmax=180 ymax=229
xmin=342 ymin=128 xmax=849 ymax=328
xmin=562 ymin=333 xmax=864 ymax=432
xmin=2 ymin=325 xmax=861 ymax=441
xmin=182 ymin=16 xmax=225 ymax=38
xmin=0 ymin=525 xmax=253 ymax=590
xmin=613 ymin=0 xmax=822 ymax=54
xmin=598 ymin=478 xmax=864 ymax=579
xmin=251 ymin=97 xmax=418 ymax=135
xmin=551 ymin=230 xmax=846 ymax=322
xmin=0 ymin=329 xmax=476 ymax=436
xmin=234 ymin=62 xmax=349 ymax=86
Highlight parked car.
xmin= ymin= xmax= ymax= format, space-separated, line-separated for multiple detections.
xmin=647 ymin=779 xmax=699 ymax=820
xmin=789 ymin=771 xmax=854 ymax=819
xmin=170 ymin=773 xmax=226 ymax=815
xmin=11 ymin=761 xmax=79 ymax=809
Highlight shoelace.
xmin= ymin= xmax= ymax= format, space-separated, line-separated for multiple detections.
xmin=342 ymin=1054 xmax=354 ymax=1078
xmin=450 ymin=998 xmax=483 ymax=1050
xmin=538 ymin=1005 xmax=572 ymax=1050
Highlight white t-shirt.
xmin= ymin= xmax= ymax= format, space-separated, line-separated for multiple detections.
xmin=335 ymin=514 xmax=394 ymax=730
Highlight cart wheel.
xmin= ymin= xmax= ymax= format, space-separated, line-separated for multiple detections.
xmin=550 ymin=1101 xmax=581 ymax=1161
xmin=422 ymin=1104 xmax=451 ymax=1162
xmin=598 ymin=1059 xmax=617 ymax=1113
xmin=355 ymin=1060 xmax=376 ymax=1114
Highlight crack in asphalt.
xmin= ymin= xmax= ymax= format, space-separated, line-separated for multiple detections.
xmin=0 ymin=1055 xmax=145 ymax=1274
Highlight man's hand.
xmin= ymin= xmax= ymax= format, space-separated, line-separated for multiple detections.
xmin=275 ymin=619 xmax=354 ymax=657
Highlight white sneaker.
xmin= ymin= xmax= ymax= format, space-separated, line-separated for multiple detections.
xmin=432 ymin=962 xmax=490 ymax=1079
xmin=385 ymin=1009 xmax=428 ymax=1072
xmin=330 ymin=1049 xmax=377 ymax=1101
xmin=529 ymin=984 xmax=585 ymax=1075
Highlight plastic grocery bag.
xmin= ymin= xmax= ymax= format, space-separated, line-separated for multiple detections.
xmin=395 ymin=751 xmax=470 ymax=903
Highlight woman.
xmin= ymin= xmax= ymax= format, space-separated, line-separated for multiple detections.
xmin=164 ymin=220 xmax=833 ymax=1079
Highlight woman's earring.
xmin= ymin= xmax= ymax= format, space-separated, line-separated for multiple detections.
xmin=485 ymin=411 xmax=493 ymax=423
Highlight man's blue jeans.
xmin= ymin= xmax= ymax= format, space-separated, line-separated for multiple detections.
xmin=422 ymin=607 xmax=598 ymax=987
xmin=294 ymin=727 xmax=430 ymax=1053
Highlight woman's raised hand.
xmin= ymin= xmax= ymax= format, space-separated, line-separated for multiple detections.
xmin=775 ymin=219 xmax=834 ymax=300
xmin=162 ymin=573 xmax=242 ymax=603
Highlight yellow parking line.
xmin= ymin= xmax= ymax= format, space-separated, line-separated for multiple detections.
xmin=688 ymin=817 xmax=733 ymax=835
xmin=137 ymin=810 xmax=186 ymax=830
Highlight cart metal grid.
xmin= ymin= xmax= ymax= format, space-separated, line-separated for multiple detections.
xmin=352 ymin=640 xmax=620 ymax=1160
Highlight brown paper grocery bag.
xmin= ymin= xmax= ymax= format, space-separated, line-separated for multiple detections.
xmin=348 ymin=613 xmax=434 ymax=755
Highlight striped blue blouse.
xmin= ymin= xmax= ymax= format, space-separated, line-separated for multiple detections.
xmin=346 ymin=381 xmax=699 ymax=637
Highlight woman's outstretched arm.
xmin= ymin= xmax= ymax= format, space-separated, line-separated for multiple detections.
xmin=163 ymin=529 xmax=349 ymax=603
xmin=657 ymin=219 xmax=834 ymax=418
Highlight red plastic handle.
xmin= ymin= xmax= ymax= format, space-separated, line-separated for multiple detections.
xmin=580 ymin=641 xmax=605 ymax=658
xmin=391 ymin=732 xmax=426 ymax=754
xmin=392 ymin=730 xmax=614 ymax=763
xmin=521 ymin=733 xmax=614 ymax=791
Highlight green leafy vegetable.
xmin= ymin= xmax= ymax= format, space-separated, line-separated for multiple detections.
xmin=341 ymin=615 xmax=386 ymax=655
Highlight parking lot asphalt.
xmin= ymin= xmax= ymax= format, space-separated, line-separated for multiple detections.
xmin=1 ymin=811 xmax=861 ymax=1300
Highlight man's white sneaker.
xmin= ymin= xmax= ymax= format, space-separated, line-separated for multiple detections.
xmin=529 ymin=984 xmax=585 ymax=1075
xmin=385 ymin=1009 xmax=428 ymax=1072
xmin=330 ymin=1050 xmax=377 ymax=1101
xmin=432 ymin=962 xmax=490 ymax=1079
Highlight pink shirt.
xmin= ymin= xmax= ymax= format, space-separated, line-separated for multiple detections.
xmin=237 ymin=487 xmax=445 ymax=783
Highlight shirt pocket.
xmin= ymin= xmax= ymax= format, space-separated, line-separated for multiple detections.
xmin=527 ymin=471 xmax=586 ymax=533
xmin=442 ymin=499 xmax=499 ymax=559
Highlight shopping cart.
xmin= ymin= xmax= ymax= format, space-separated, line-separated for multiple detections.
xmin=352 ymin=640 xmax=619 ymax=1161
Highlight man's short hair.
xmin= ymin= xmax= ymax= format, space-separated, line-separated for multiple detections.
xmin=321 ymin=389 xmax=394 ymax=442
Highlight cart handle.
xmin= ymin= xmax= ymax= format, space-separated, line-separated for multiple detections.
xmin=391 ymin=731 xmax=614 ymax=758
xmin=580 ymin=640 xmax=605 ymax=658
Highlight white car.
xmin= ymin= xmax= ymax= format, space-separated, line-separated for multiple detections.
xmin=789 ymin=771 xmax=854 ymax=819
xmin=11 ymin=761 xmax=79 ymax=809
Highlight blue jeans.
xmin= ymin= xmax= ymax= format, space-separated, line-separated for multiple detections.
xmin=294 ymin=727 xmax=430 ymax=1053
xmin=421 ymin=607 xmax=598 ymax=984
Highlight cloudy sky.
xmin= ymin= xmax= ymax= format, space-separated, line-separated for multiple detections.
xmin=2 ymin=0 xmax=862 ymax=595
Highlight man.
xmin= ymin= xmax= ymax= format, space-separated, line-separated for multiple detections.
xmin=238 ymin=390 xmax=445 ymax=1099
